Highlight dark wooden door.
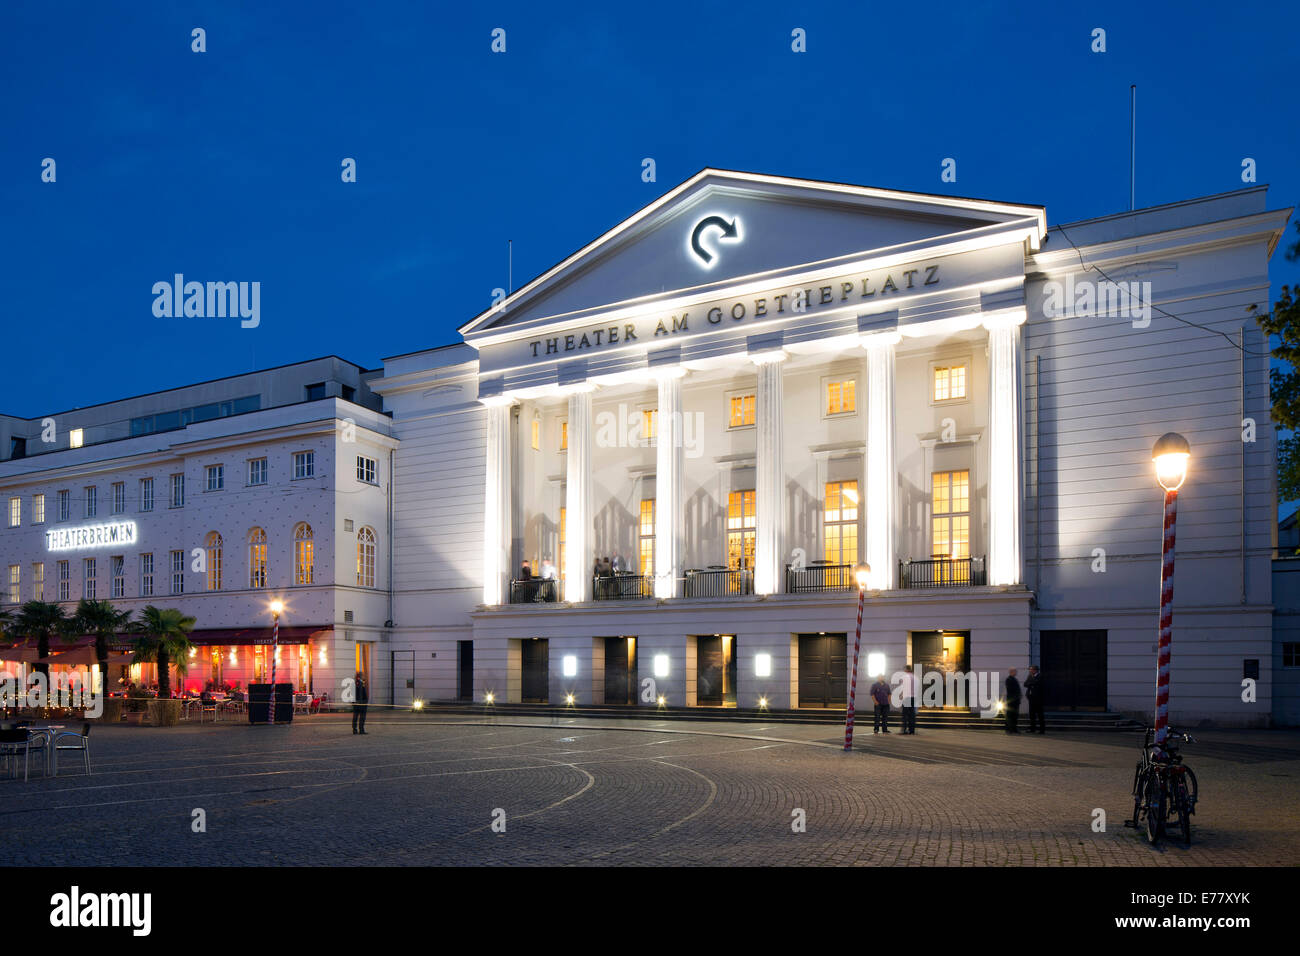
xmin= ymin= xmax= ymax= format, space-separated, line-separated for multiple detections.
xmin=604 ymin=637 xmax=635 ymax=705
xmin=697 ymin=636 xmax=724 ymax=705
xmin=1039 ymin=630 xmax=1107 ymax=710
xmin=798 ymin=634 xmax=847 ymax=707
xmin=521 ymin=639 xmax=549 ymax=703
xmin=457 ymin=640 xmax=473 ymax=701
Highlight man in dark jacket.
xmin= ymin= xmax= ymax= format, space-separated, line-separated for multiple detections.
xmin=870 ymin=674 xmax=892 ymax=734
xmin=352 ymin=671 xmax=369 ymax=735
xmin=1004 ymin=668 xmax=1021 ymax=734
xmin=1025 ymin=665 xmax=1046 ymax=733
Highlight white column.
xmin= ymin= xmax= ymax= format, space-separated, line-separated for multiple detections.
xmin=564 ymin=386 xmax=594 ymax=602
xmin=654 ymin=369 xmax=685 ymax=599
xmin=985 ymin=311 xmax=1026 ymax=586
xmin=863 ymin=332 xmax=900 ymax=590
xmin=753 ymin=352 xmax=786 ymax=595
xmin=482 ymin=398 xmax=514 ymax=606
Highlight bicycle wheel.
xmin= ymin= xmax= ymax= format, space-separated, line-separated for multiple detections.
xmin=1182 ymin=766 xmax=1198 ymax=810
xmin=1174 ymin=779 xmax=1192 ymax=845
xmin=1144 ymin=773 xmax=1165 ymax=845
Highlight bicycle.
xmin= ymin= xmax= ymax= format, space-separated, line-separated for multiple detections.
xmin=1127 ymin=726 xmax=1198 ymax=845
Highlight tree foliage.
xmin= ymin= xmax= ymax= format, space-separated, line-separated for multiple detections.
xmin=1254 ymin=220 xmax=1300 ymax=500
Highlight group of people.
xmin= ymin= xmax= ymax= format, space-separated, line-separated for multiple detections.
xmin=867 ymin=664 xmax=1048 ymax=735
xmin=518 ymin=558 xmax=559 ymax=602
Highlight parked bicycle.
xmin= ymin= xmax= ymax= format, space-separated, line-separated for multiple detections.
xmin=1127 ymin=726 xmax=1198 ymax=845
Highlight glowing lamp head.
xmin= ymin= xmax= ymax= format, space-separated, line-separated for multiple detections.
xmin=413 ymin=699 xmax=424 ymax=710
xmin=269 ymin=599 xmax=284 ymax=616
xmin=657 ymin=695 xmax=666 ymax=707
xmin=853 ymin=562 xmax=872 ymax=591
xmin=565 ymin=693 xmax=575 ymax=706
xmin=1152 ymin=433 xmax=1191 ymax=491
xmin=484 ymin=691 xmax=495 ymax=705
xmin=759 ymin=696 xmax=768 ymax=710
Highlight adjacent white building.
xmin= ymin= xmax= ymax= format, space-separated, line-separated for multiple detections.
xmin=0 ymin=357 xmax=395 ymax=703
xmin=374 ymin=170 xmax=1291 ymax=727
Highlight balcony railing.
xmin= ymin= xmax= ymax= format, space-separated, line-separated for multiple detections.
xmin=684 ymin=567 xmax=753 ymax=598
xmin=899 ymin=556 xmax=986 ymax=588
xmin=508 ymin=578 xmax=560 ymax=604
xmin=785 ymin=562 xmax=855 ymax=593
xmin=592 ymin=572 xmax=654 ymax=601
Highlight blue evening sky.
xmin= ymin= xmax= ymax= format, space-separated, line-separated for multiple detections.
xmin=1 ymin=0 xmax=1296 ymax=417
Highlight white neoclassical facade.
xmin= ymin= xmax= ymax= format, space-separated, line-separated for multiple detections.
xmin=376 ymin=170 xmax=1291 ymax=726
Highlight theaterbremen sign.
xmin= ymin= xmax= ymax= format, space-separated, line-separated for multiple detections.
xmin=46 ymin=520 xmax=139 ymax=552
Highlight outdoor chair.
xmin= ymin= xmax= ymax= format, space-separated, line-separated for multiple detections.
xmin=54 ymin=723 xmax=91 ymax=775
xmin=199 ymin=698 xmax=218 ymax=723
xmin=0 ymin=728 xmax=36 ymax=781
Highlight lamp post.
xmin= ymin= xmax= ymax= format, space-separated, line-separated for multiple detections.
xmin=1151 ymin=433 xmax=1190 ymax=754
xmin=268 ymin=600 xmax=284 ymax=725
xmin=843 ymin=562 xmax=872 ymax=751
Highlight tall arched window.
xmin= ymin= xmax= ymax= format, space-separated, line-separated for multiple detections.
xmin=294 ymin=522 xmax=314 ymax=585
xmin=248 ymin=527 xmax=267 ymax=589
xmin=356 ymin=526 xmax=376 ymax=588
xmin=205 ymin=531 xmax=223 ymax=591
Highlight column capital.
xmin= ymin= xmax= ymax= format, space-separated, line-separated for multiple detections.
xmin=649 ymin=365 xmax=687 ymax=381
xmin=861 ymin=330 xmax=902 ymax=351
xmin=479 ymin=393 xmax=518 ymax=408
xmin=749 ymin=349 xmax=787 ymax=366
xmin=982 ymin=308 xmax=1027 ymax=332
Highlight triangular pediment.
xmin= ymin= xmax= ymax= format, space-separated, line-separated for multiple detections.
xmin=461 ymin=169 xmax=1044 ymax=339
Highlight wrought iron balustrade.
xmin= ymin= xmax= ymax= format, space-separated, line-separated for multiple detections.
xmin=899 ymin=556 xmax=986 ymax=588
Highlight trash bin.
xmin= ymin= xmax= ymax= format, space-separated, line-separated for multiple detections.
xmin=248 ymin=683 xmax=295 ymax=724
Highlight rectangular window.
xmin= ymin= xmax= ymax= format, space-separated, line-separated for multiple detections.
xmin=140 ymin=477 xmax=154 ymax=512
xmin=170 ymin=473 xmax=185 ymax=508
xmin=248 ymin=458 xmax=267 ymax=486
xmin=57 ymin=560 xmax=69 ymax=601
xmin=560 ymin=421 xmax=568 ymax=451
xmin=58 ymin=490 xmax=70 ymax=522
xmin=84 ymin=486 xmax=97 ymax=518
xmin=826 ymin=379 xmax=857 ymax=416
xmin=530 ymin=419 xmax=540 ymax=451
xmin=934 ymin=364 xmax=968 ymax=402
xmin=639 ymin=499 xmax=655 ymax=576
xmin=931 ymin=470 xmax=971 ymax=560
xmin=32 ymin=493 xmax=44 ymax=524
xmin=728 ymin=394 xmax=756 ymax=428
xmin=824 ymin=480 xmax=860 ymax=570
xmin=170 ymin=550 xmax=185 ymax=594
xmin=7 ymin=497 xmax=18 ymax=528
xmin=356 ymin=456 xmax=377 ymax=484
xmin=642 ymin=409 xmax=657 ymax=444
xmin=206 ymin=464 xmax=224 ymax=492
xmin=84 ymin=557 xmax=96 ymax=600
xmin=140 ymin=553 xmax=154 ymax=597
xmin=112 ymin=482 xmax=125 ymax=514
xmin=293 ymin=451 xmax=315 ymax=480
xmin=559 ymin=506 xmax=567 ymax=580
xmin=1284 ymin=642 xmax=1300 ymax=668
xmin=305 ymin=382 xmax=327 ymax=401
xmin=7 ymin=565 xmax=18 ymax=604
xmin=69 ymin=428 xmax=84 ymax=449
xmin=111 ymin=555 xmax=125 ymax=598
xmin=31 ymin=562 xmax=44 ymax=601
xmin=726 ymin=490 xmax=757 ymax=571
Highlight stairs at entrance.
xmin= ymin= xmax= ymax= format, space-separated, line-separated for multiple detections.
xmin=420 ymin=701 xmax=1143 ymax=732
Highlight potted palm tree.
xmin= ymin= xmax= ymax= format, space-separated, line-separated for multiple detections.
xmin=73 ymin=599 xmax=132 ymax=722
xmin=131 ymin=606 xmax=196 ymax=727
xmin=12 ymin=600 xmax=73 ymax=688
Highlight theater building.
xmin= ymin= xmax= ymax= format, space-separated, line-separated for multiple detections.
xmin=375 ymin=169 xmax=1290 ymax=726
xmin=0 ymin=357 xmax=395 ymax=702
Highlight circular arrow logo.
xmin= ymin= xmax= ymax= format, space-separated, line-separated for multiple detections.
xmin=689 ymin=214 xmax=742 ymax=267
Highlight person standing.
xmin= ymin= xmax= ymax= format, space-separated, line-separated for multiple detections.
xmin=899 ymin=664 xmax=918 ymax=734
xmin=1004 ymin=667 xmax=1021 ymax=734
xmin=352 ymin=671 xmax=369 ymax=735
xmin=1025 ymin=664 xmax=1046 ymax=733
xmin=870 ymin=674 xmax=892 ymax=734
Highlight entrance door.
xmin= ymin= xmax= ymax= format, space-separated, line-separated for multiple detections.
xmin=604 ymin=637 xmax=637 ymax=705
xmin=391 ymin=650 xmax=415 ymax=708
xmin=1040 ymin=630 xmax=1107 ymax=710
xmin=910 ymin=631 xmax=970 ymax=705
xmin=521 ymin=639 xmax=549 ymax=703
xmin=697 ymin=636 xmax=723 ymax=705
xmin=457 ymin=640 xmax=474 ymax=701
xmin=798 ymin=633 xmax=847 ymax=708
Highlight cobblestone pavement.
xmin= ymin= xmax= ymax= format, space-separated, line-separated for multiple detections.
xmin=5 ymin=714 xmax=1298 ymax=866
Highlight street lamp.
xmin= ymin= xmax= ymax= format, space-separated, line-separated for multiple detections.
xmin=1151 ymin=433 xmax=1190 ymax=753
xmin=267 ymin=599 xmax=284 ymax=726
xmin=843 ymin=561 xmax=872 ymax=751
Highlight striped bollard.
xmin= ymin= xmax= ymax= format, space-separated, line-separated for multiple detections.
xmin=843 ymin=586 xmax=866 ymax=750
xmin=1153 ymin=488 xmax=1177 ymax=752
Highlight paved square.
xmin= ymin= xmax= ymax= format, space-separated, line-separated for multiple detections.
xmin=6 ymin=715 xmax=1298 ymax=865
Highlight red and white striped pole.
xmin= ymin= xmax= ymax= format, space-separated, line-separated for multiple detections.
xmin=844 ymin=563 xmax=871 ymax=751
xmin=1153 ymin=489 xmax=1177 ymax=751
xmin=1150 ymin=432 xmax=1190 ymax=755
xmin=268 ymin=612 xmax=279 ymax=725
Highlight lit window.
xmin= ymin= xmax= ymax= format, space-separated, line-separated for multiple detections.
xmin=69 ymin=428 xmax=83 ymax=449
xmin=32 ymin=494 xmax=44 ymax=524
xmin=934 ymin=365 xmax=967 ymax=402
xmin=639 ymin=499 xmax=655 ymax=576
xmin=139 ymin=553 xmax=153 ymax=597
xmin=84 ymin=557 xmax=96 ymax=600
xmin=728 ymin=394 xmax=756 ymax=428
xmin=560 ymin=421 xmax=568 ymax=451
xmin=826 ymin=379 xmax=856 ymax=415
xmin=824 ymin=481 xmax=860 ymax=581
xmin=248 ymin=528 xmax=267 ymax=588
xmin=31 ymin=562 xmax=44 ymax=601
xmin=7 ymin=497 xmax=19 ymax=528
xmin=931 ymin=470 xmax=971 ymax=562
xmin=558 ymin=507 xmax=567 ymax=579
xmin=205 ymin=532 xmax=223 ymax=591
xmin=531 ymin=418 xmax=540 ymax=451
xmin=7 ymin=565 xmax=18 ymax=605
xmin=642 ymin=409 xmax=657 ymax=444
xmin=357 ymin=526 xmax=376 ymax=587
xmin=727 ymin=490 xmax=756 ymax=575
xmin=111 ymin=555 xmax=125 ymax=598
xmin=170 ymin=550 xmax=184 ymax=595
xmin=57 ymin=560 xmax=70 ymax=601
xmin=294 ymin=522 xmax=314 ymax=585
